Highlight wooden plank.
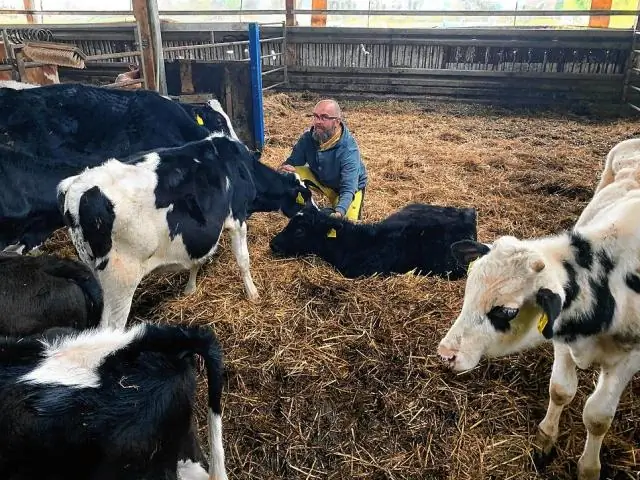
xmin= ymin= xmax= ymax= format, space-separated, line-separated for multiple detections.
xmin=287 ymin=37 xmax=629 ymax=49
xmin=285 ymin=80 xmax=622 ymax=100
xmin=132 ymin=0 xmax=157 ymax=91
xmin=288 ymin=65 xmax=625 ymax=80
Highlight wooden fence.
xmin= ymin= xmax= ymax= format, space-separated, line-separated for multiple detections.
xmin=281 ymin=27 xmax=633 ymax=108
xmin=5 ymin=23 xmax=634 ymax=110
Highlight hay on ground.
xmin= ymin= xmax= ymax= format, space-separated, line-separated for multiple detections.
xmin=43 ymin=93 xmax=640 ymax=480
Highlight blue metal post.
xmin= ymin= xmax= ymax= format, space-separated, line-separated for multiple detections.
xmin=248 ymin=22 xmax=265 ymax=151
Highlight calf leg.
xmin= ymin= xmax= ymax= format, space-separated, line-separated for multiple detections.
xmin=537 ymin=342 xmax=578 ymax=454
xmin=184 ymin=265 xmax=200 ymax=295
xmin=226 ymin=220 xmax=259 ymax=302
xmin=96 ymin=253 xmax=144 ymax=330
xmin=577 ymin=356 xmax=639 ymax=480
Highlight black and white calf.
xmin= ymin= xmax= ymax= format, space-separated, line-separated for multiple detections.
xmin=0 ymin=323 xmax=225 ymax=480
xmin=437 ymin=138 xmax=640 ymax=480
xmin=0 ymin=252 xmax=103 ymax=336
xmin=58 ymin=133 xmax=313 ymax=329
xmin=269 ymin=203 xmax=477 ymax=279
xmin=0 ymin=83 xmax=238 ymax=254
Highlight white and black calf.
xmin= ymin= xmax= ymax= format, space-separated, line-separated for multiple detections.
xmin=0 ymin=252 xmax=102 ymax=336
xmin=437 ymin=138 xmax=640 ymax=480
xmin=269 ymin=203 xmax=477 ymax=279
xmin=0 ymin=323 xmax=225 ymax=480
xmin=58 ymin=133 xmax=313 ymax=329
xmin=0 ymin=83 xmax=239 ymax=254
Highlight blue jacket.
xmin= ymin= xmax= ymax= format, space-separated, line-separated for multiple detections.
xmin=285 ymin=124 xmax=368 ymax=215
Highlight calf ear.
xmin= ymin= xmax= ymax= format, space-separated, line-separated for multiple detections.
xmin=535 ymin=288 xmax=562 ymax=339
xmin=451 ymin=240 xmax=490 ymax=268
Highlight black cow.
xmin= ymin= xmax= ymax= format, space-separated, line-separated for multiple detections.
xmin=58 ymin=133 xmax=314 ymax=330
xmin=0 ymin=322 xmax=225 ymax=480
xmin=0 ymin=83 xmax=236 ymax=253
xmin=269 ymin=203 xmax=478 ymax=279
xmin=0 ymin=252 xmax=102 ymax=336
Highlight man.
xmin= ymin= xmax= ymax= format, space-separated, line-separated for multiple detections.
xmin=278 ymin=99 xmax=367 ymax=221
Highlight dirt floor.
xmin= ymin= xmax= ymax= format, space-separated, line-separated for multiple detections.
xmin=44 ymin=93 xmax=640 ymax=479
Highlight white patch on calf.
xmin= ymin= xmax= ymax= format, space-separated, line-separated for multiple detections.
xmin=20 ymin=325 xmax=144 ymax=388
xmin=177 ymin=459 xmax=209 ymax=480
xmin=208 ymin=410 xmax=228 ymax=480
xmin=206 ymin=99 xmax=239 ymax=141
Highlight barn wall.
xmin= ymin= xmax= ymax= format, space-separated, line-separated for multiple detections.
xmin=12 ymin=23 xmax=632 ymax=110
xmin=280 ymin=27 xmax=632 ymax=108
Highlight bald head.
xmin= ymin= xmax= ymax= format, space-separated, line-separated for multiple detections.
xmin=314 ymin=99 xmax=342 ymax=120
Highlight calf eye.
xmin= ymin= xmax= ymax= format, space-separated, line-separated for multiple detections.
xmin=487 ymin=306 xmax=519 ymax=322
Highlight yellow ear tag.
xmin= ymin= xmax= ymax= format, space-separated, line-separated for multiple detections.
xmin=295 ymin=192 xmax=305 ymax=205
xmin=196 ymin=114 xmax=204 ymax=126
xmin=537 ymin=313 xmax=549 ymax=334
xmin=327 ymin=228 xmax=337 ymax=238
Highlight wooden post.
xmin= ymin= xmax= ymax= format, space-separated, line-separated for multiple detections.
xmin=23 ymin=0 xmax=35 ymax=24
xmin=285 ymin=0 xmax=295 ymax=26
xmin=132 ymin=0 xmax=157 ymax=91
xmin=146 ymin=0 xmax=167 ymax=95
xmin=589 ymin=0 xmax=613 ymax=29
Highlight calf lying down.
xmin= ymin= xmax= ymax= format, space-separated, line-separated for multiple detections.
xmin=269 ymin=203 xmax=477 ymax=279
xmin=0 ymin=323 xmax=226 ymax=480
xmin=0 ymin=252 xmax=103 ymax=336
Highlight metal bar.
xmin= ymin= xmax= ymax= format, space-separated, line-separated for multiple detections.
xmin=260 ymin=36 xmax=284 ymax=43
xmin=633 ymin=68 xmax=640 ymax=74
xmin=291 ymin=9 xmax=640 ymax=16
xmin=260 ymin=51 xmax=284 ymax=59
xmin=262 ymin=65 xmax=285 ymax=75
xmin=86 ymin=50 xmax=142 ymax=60
xmin=630 ymin=84 xmax=640 ymax=93
xmin=628 ymin=101 xmax=640 ymax=112
xmin=0 ymin=9 xmax=136 ymax=15
xmin=282 ymin=19 xmax=289 ymax=86
xmin=163 ymin=39 xmax=250 ymax=52
xmin=3 ymin=8 xmax=638 ymax=16
xmin=263 ymin=80 xmax=285 ymax=91
xmin=248 ymin=22 xmax=264 ymax=151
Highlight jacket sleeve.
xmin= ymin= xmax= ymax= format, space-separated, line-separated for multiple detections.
xmin=283 ymin=134 xmax=308 ymax=167
xmin=334 ymin=145 xmax=361 ymax=215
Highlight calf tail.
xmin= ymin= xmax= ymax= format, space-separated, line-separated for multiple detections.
xmin=132 ymin=324 xmax=226 ymax=480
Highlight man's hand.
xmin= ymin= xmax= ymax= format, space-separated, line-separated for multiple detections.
xmin=330 ymin=211 xmax=343 ymax=219
xmin=278 ymin=164 xmax=296 ymax=174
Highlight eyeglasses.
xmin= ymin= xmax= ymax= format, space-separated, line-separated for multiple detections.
xmin=307 ymin=113 xmax=339 ymax=121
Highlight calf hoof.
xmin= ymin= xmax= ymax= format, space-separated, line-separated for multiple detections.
xmin=535 ymin=427 xmax=556 ymax=455
xmin=578 ymin=458 xmax=601 ymax=480
xmin=246 ymin=288 xmax=260 ymax=303
xmin=183 ymin=284 xmax=197 ymax=296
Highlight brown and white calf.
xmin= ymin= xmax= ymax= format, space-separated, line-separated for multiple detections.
xmin=437 ymin=138 xmax=640 ymax=480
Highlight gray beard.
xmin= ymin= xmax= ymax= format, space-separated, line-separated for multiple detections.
xmin=312 ymin=128 xmax=333 ymax=144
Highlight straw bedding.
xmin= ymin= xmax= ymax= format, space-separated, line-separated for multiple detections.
xmin=42 ymin=92 xmax=640 ymax=479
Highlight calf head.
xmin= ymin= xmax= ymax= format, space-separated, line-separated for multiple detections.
xmin=250 ymin=170 xmax=315 ymax=218
xmin=270 ymin=206 xmax=339 ymax=256
xmin=437 ymin=236 xmax=564 ymax=371
xmin=191 ymin=99 xmax=239 ymax=140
